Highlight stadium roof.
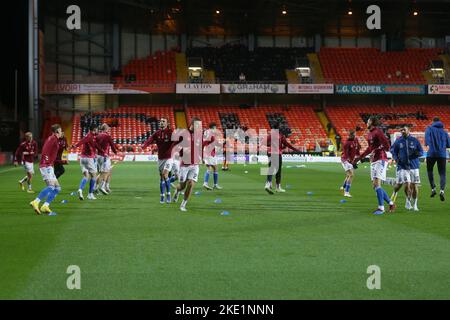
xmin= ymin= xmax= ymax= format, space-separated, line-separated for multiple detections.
xmin=43 ymin=0 xmax=450 ymax=37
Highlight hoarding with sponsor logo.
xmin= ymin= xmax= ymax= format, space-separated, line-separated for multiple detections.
xmin=176 ymin=83 xmax=221 ymax=94
xmin=287 ymin=83 xmax=334 ymax=94
xmin=45 ymin=83 xmax=175 ymax=94
xmin=335 ymin=84 xmax=426 ymax=95
xmin=428 ymin=84 xmax=450 ymax=95
xmin=221 ymin=83 xmax=286 ymax=94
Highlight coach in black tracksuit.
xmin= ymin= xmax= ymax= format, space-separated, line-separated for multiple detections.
xmin=425 ymin=117 xmax=450 ymax=201
xmin=54 ymin=134 xmax=68 ymax=178
xmin=264 ymin=123 xmax=300 ymax=194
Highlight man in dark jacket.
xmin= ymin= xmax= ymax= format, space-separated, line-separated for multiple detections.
xmin=425 ymin=117 xmax=450 ymax=201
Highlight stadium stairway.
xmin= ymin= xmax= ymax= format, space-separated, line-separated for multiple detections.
xmin=203 ymin=69 xmax=216 ymax=83
xmin=315 ymin=110 xmax=336 ymax=146
xmin=286 ymin=70 xmax=300 ymax=83
xmin=307 ymin=53 xmax=325 ymax=83
xmin=439 ymin=54 xmax=450 ymax=80
xmin=175 ymin=110 xmax=188 ymax=129
xmin=63 ymin=120 xmax=73 ymax=144
xmin=175 ymin=53 xmax=188 ymax=82
xmin=422 ymin=70 xmax=434 ymax=83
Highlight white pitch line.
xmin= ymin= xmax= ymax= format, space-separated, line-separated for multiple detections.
xmin=0 ymin=167 xmax=18 ymax=174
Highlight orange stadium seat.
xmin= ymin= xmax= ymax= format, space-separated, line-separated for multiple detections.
xmin=319 ymin=48 xmax=442 ymax=84
xmin=113 ymin=51 xmax=177 ymax=84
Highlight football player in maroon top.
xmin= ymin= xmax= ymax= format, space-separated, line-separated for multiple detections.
xmin=340 ymin=130 xmax=361 ymax=197
xmin=173 ymin=117 xmax=208 ymax=211
xmin=202 ymin=123 xmax=223 ymax=191
xmin=142 ymin=117 xmax=177 ymax=204
xmin=30 ymin=124 xmax=63 ymax=215
xmin=14 ymin=132 xmax=38 ymax=193
xmin=354 ymin=116 xmax=395 ymax=214
xmin=96 ymin=124 xmax=118 ymax=195
xmin=71 ymin=124 xmax=104 ymax=200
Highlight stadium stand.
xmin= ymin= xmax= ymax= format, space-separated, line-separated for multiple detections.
xmin=186 ymin=105 xmax=328 ymax=151
xmin=319 ymin=48 xmax=443 ymax=84
xmin=186 ymin=44 xmax=314 ymax=81
xmin=71 ymin=105 xmax=175 ymax=153
xmin=324 ymin=104 xmax=450 ymax=148
xmin=112 ymin=51 xmax=177 ymax=84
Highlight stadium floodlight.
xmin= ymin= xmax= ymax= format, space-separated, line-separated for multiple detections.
xmin=295 ymin=67 xmax=310 ymax=77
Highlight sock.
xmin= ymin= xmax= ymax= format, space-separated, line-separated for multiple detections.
xmin=413 ymin=198 xmax=418 ymax=207
xmin=276 ymin=183 xmax=281 ymax=189
xmin=106 ymin=182 xmax=110 ymax=189
xmin=345 ymin=183 xmax=351 ymax=193
xmin=213 ymin=172 xmax=218 ymax=185
xmin=204 ymin=171 xmax=210 ymax=184
xmin=89 ymin=179 xmax=96 ymax=194
xmin=267 ymin=175 xmax=273 ymax=184
xmin=37 ymin=186 xmax=52 ymax=201
xmin=181 ymin=199 xmax=187 ymax=207
xmin=46 ymin=187 xmax=60 ymax=204
xmin=79 ymin=177 xmax=88 ymax=190
xmin=20 ymin=176 xmax=27 ymax=183
xmin=160 ymin=180 xmax=166 ymax=195
xmin=101 ymin=181 xmax=106 ymax=189
xmin=375 ymin=186 xmax=384 ymax=208
xmin=170 ymin=176 xmax=177 ymax=183
xmin=342 ymin=181 xmax=347 ymax=188
xmin=28 ymin=184 xmax=32 ymax=190
xmin=165 ymin=178 xmax=171 ymax=194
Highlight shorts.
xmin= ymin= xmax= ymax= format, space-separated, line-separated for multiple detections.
xmin=370 ymin=160 xmax=388 ymax=181
xmin=23 ymin=162 xmax=34 ymax=174
xmin=341 ymin=160 xmax=353 ymax=172
xmin=171 ymin=159 xmax=180 ymax=176
xmin=97 ymin=156 xmax=111 ymax=173
xmin=39 ymin=166 xmax=57 ymax=181
xmin=204 ymin=156 xmax=218 ymax=166
xmin=80 ymin=157 xmax=97 ymax=175
xmin=158 ymin=158 xmax=174 ymax=173
xmin=179 ymin=165 xmax=199 ymax=183
xmin=396 ymin=168 xmax=421 ymax=184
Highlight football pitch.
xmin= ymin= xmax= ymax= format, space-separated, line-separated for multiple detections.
xmin=0 ymin=162 xmax=449 ymax=300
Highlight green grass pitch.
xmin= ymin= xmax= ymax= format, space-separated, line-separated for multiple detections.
xmin=0 ymin=161 xmax=449 ymax=299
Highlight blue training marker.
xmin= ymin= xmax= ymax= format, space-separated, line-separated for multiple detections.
xmin=61 ymin=200 xmax=68 ymax=204
xmin=48 ymin=212 xmax=57 ymax=216
xmin=194 ymin=191 xmax=202 ymax=196
xmin=286 ymin=184 xmax=292 ymax=189
xmin=70 ymin=192 xmax=76 ymax=196
xmin=214 ymin=198 xmax=222 ymax=204
xmin=220 ymin=211 xmax=230 ymax=216
xmin=307 ymin=191 xmax=314 ymax=196
xmin=340 ymin=199 xmax=347 ymax=203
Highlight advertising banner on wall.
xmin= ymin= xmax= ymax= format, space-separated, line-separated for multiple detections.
xmin=428 ymin=84 xmax=450 ymax=95
xmin=176 ymin=83 xmax=221 ymax=94
xmin=115 ymin=82 xmax=175 ymax=93
xmin=45 ymin=83 xmax=115 ymax=94
xmin=45 ymin=83 xmax=176 ymax=94
xmin=221 ymin=83 xmax=286 ymax=94
xmin=287 ymin=84 xmax=334 ymax=94
xmin=335 ymin=84 xmax=426 ymax=95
